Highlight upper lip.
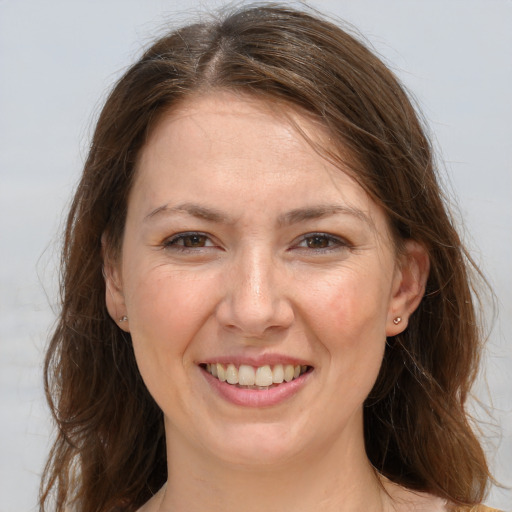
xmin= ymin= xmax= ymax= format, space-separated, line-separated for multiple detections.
xmin=197 ymin=354 xmax=313 ymax=368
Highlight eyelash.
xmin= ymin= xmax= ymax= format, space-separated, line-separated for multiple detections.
xmin=162 ymin=232 xmax=215 ymax=251
xmin=162 ymin=231 xmax=350 ymax=253
xmin=293 ymin=233 xmax=350 ymax=252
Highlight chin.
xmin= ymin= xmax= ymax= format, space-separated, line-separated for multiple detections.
xmin=203 ymin=422 xmax=310 ymax=468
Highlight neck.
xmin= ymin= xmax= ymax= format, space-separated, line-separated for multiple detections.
xmin=156 ymin=422 xmax=388 ymax=512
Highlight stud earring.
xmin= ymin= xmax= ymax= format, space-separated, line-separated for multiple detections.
xmin=119 ymin=315 xmax=128 ymax=322
xmin=393 ymin=317 xmax=402 ymax=325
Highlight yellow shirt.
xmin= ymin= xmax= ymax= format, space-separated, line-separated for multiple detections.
xmin=454 ymin=506 xmax=502 ymax=512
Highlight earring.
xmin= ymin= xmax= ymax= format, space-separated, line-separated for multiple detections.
xmin=119 ymin=315 xmax=128 ymax=323
xmin=393 ymin=317 xmax=402 ymax=325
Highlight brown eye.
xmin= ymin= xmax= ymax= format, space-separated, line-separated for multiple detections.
xmin=305 ymin=236 xmax=331 ymax=249
xmin=182 ymin=234 xmax=208 ymax=247
xmin=164 ymin=232 xmax=214 ymax=249
xmin=295 ymin=233 xmax=349 ymax=252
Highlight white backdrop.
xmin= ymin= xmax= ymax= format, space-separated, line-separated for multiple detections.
xmin=0 ymin=1 xmax=510 ymax=510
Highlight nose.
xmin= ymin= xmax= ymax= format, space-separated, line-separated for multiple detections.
xmin=215 ymin=248 xmax=294 ymax=338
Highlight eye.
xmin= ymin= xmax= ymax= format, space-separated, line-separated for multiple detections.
xmin=294 ymin=233 xmax=349 ymax=251
xmin=163 ymin=232 xmax=215 ymax=249
xmin=303 ymin=235 xmax=334 ymax=249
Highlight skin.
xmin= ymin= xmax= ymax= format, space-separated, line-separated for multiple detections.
xmin=105 ymin=92 xmax=439 ymax=511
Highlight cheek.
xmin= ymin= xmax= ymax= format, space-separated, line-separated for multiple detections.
xmin=300 ymin=266 xmax=392 ymax=341
xmin=299 ymin=269 xmax=390 ymax=394
xmin=126 ymin=266 xmax=215 ymax=334
xmin=122 ymin=267 xmax=219 ymax=390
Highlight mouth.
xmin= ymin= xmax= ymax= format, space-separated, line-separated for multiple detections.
xmin=201 ymin=363 xmax=312 ymax=389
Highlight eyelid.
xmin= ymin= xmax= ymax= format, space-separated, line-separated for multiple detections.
xmin=293 ymin=232 xmax=351 ymax=250
xmin=160 ymin=231 xmax=351 ymax=252
xmin=162 ymin=231 xmax=217 ymax=249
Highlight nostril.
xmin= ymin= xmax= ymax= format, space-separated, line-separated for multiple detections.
xmin=215 ymin=300 xmax=295 ymax=338
xmin=214 ymin=262 xmax=294 ymax=335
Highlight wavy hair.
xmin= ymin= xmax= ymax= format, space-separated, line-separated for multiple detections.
xmin=40 ymin=4 xmax=491 ymax=511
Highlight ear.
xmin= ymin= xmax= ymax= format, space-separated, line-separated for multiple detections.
xmin=386 ymin=240 xmax=430 ymax=336
xmin=102 ymin=235 xmax=130 ymax=332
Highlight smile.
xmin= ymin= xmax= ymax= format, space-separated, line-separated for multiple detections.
xmin=203 ymin=363 xmax=310 ymax=389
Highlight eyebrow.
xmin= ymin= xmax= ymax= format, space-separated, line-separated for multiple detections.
xmin=145 ymin=203 xmax=231 ymax=223
xmin=277 ymin=205 xmax=374 ymax=229
xmin=144 ymin=202 xmax=374 ymax=229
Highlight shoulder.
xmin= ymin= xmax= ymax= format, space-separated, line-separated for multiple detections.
xmin=450 ymin=506 xmax=503 ymax=512
xmin=381 ymin=479 xmax=504 ymax=512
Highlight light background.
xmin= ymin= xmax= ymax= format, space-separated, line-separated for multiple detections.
xmin=0 ymin=0 xmax=510 ymax=510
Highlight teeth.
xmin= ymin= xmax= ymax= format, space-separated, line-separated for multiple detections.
xmin=217 ymin=363 xmax=227 ymax=382
xmin=226 ymin=363 xmax=238 ymax=384
xmin=272 ymin=364 xmax=284 ymax=384
xmin=205 ymin=363 xmax=308 ymax=386
xmin=284 ymin=364 xmax=295 ymax=382
xmin=238 ymin=364 xmax=255 ymax=385
xmin=255 ymin=365 xmax=273 ymax=386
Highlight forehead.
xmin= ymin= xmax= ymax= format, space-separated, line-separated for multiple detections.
xmin=132 ymin=91 xmax=388 ymax=234
xmin=145 ymin=92 xmax=332 ymax=157
xmin=138 ymin=92 xmax=347 ymax=187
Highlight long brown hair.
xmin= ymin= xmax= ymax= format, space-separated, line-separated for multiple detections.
xmin=40 ymin=4 xmax=491 ymax=511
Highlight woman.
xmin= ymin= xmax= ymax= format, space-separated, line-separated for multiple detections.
xmin=40 ymin=5 xmax=499 ymax=512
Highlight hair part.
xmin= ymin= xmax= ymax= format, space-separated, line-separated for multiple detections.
xmin=41 ymin=4 xmax=491 ymax=511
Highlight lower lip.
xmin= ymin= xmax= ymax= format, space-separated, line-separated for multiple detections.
xmin=202 ymin=368 xmax=312 ymax=407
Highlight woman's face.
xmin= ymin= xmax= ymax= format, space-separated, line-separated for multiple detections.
xmin=106 ymin=92 xmax=425 ymax=468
